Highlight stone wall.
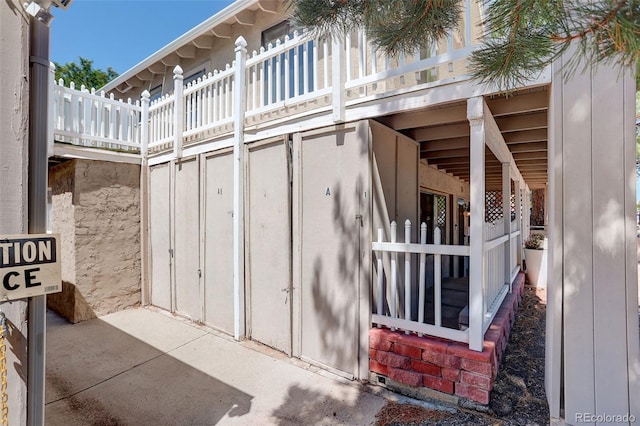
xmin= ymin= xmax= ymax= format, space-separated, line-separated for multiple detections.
xmin=48 ymin=159 xmax=141 ymax=322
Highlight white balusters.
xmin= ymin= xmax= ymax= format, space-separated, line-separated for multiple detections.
xmin=390 ymin=221 xmax=397 ymax=323
xmin=418 ymin=223 xmax=427 ymax=336
xmin=377 ymin=228 xmax=384 ymax=323
xmin=404 ymin=220 xmax=412 ymax=333
xmin=434 ymin=227 xmax=442 ymax=327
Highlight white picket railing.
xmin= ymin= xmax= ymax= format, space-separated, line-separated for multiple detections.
xmin=147 ymin=93 xmax=175 ymax=151
xmin=183 ymin=65 xmax=235 ymax=140
xmin=51 ymin=78 xmax=141 ymax=152
xmin=373 ymin=215 xmax=522 ymax=351
xmin=372 ymin=220 xmax=471 ymax=344
xmin=245 ymin=30 xmax=331 ymax=117
xmin=51 ymin=7 xmax=481 ymax=157
xmin=344 ymin=3 xmax=478 ymax=101
xmin=482 ymin=216 xmax=521 ymax=334
xmin=484 ymin=218 xmax=508 ymax=315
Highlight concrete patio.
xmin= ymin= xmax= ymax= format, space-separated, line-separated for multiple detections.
xmin=45 ymin=307 xmax=394 ymax=426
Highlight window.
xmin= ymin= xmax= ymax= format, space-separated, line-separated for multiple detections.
xmin=149 ymin=85 xmax=162 ymax=103
xmin=184 ymin=69 xmax=205 ymax=86
xmin=261 ymin=20 xmax=314 ymax=104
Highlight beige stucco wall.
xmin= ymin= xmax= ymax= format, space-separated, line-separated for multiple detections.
xmin=48 ymin=159 xmax=141 ymax=322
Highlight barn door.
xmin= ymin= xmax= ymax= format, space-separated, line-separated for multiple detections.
xmin=149 ymin=163 xmax=171 ymax=311
xmin=246 ymin=137 xmax=292 ymax=354
xmin=293 ymin=124 xmax=368 ymax=378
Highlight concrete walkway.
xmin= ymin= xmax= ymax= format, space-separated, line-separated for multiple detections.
xmin=45 ymin=308 xmax=388 ymax=425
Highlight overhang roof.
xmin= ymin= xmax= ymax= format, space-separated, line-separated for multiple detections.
xmin=101 ymin=0 xmax=278 ymax=94
xmin=377 ymin=87 xmax=549 ymax=190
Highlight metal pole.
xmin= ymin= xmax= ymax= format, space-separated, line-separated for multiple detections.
xmin=27 ymin=17 xmax=50 ymax=426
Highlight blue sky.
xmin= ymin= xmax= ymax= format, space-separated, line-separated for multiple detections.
xmin=50 ymin=0 xmax=234 ymax=75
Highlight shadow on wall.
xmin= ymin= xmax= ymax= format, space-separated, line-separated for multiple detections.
xmin=310 ymin=174 xmax=370 ymax=373
xmin=45 ymin=312 xmax=253 ymax=425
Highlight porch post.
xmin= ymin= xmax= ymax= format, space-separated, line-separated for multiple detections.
xmin=173 ymin=65 xmax=184 ymax=159
xmin=467 ymin=96 xmax=485 ymax=351
xmin=524 ymin=187 xmax=531 ymax=240
xmin=47 ymin=62 xmax=55 ymax=157
xmin=232 ymin=36 xmax=248 ymax=341
xmin=331 ymin=36 xmax=345 ymax=123
xmin=502 ymin=162 xmax=511 ymax=290
xmin=140 ymin=90 xmax=150 ymax=306
xmin=514 ymin=179 xmax=522 ymax=268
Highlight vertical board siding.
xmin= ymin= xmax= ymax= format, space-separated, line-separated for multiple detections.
xmin=591 ymin=64 xmax=629 ymax=416
xmin=561 ymin=47 xmax=596 ymax=418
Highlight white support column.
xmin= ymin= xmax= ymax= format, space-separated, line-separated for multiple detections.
xmin=514 ymin=179 xmax=522 ymax=268
xmin=140 ymin=90 xmax=151 ymax=306
xmin=232 ymin=36 xmax=247 ymax=341
xmin=173 ymin=65 xmax=184 ymax=159
xmin=47 ymin=62 xmax=55 ymax=157
xmin=331 ymin=36 xmax=345 ymax=123
xmin=467 ymin=96 xmax=485 ymax=352
xmin=543 ymin=184 xmax=549 ymax=231
xmin=502 ymin=162 xmax=511 ymax=289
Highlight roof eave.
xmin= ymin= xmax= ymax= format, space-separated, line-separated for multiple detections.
xmin=101 ymin=0 xmax=260 ymax=93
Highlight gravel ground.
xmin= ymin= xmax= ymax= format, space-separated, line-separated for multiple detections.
xmin=375 ymin=285 xmax=549 ymax=426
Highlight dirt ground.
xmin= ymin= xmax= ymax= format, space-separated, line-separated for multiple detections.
xmin=375 ymin=285 xmax=549 ymax=426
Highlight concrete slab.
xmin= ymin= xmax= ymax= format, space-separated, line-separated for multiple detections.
xmin=45 ymin=308 xmax=387 ymax=425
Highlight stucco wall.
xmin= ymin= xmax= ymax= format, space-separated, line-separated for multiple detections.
xmin=48 ymin=159 xmax=141 ymax=322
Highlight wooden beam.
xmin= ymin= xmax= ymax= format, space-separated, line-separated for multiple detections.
xmin=504 ymin=128 xmax=547 ymax=144
xmin=136 ymin=69 xmax=154 ymax=81
xmin=425 ymin=156 xmax=470 ymax=165
xmin=193 ymin=35 xmax=215 ymax=49
xmin=495 ymin=111 xmax=547 ymax=132
xmin=258 ymin=0 xmax=279 ymax=13
xmin=212 ymin=24 xmax=232 ymax=39
xmin=127 ymin=76 xmax=144 ymax=88
xmin=508 ymin=142 xmax=547 ymax=153
xmin=148 ymin=62 xmax=166 ymax=74
xmin=420 ymin=137 xmax=468 ymax=151
xmin=382 ymin=104 xmax=467 ymax=130
xmin=177 ymin=45 xmax=197 ymax=59
xmin=411 ymin=122 xmax=469 ymax=142
xmin=421 ymin=148 xmax=469 ymax=159
xmin=513 ymin=159 xmax=547 ymax=166
xmin=513 ymin=151 xmax=548 ymax=161
xmin=161 ymin=53 xmax=181 ymax=66
xmin=235 ymin=10 xmax=255 ymax=26
xmin=486 ymin=90 xmax=549 ymax=117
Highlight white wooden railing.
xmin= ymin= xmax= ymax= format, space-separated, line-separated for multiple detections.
xmin=51 ymin=78 xmax=141 ymax=152
xmin=373 ymin=216 xmax=522 ymax=351
xmin=51 ymin=6 xmax=481 ymax=156
xmin=372 ymin=221 xmax=471 ymax=344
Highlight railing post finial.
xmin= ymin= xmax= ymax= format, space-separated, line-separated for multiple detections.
xmin=235 ymin=36 xmax=247 ymax=49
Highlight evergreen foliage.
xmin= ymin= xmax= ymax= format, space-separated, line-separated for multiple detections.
xmin=287 ymin=0 xmax=640 ymax=91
